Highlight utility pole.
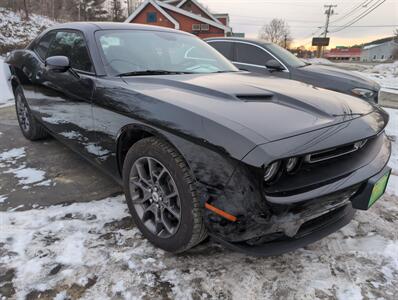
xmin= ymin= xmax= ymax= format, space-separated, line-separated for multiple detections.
xmin=317 ymin=4 xmax=337 ymax=58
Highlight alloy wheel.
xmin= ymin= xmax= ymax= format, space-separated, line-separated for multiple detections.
xmin=16 ymin=93 xmax=30 ymax=132
xmin=129 ymin=156 xmax=182 ymax=238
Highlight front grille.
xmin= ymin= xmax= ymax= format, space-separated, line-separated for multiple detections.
xmin=305 ymin=139 xmax=367 ymax=163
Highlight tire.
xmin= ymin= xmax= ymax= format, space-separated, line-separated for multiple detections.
xmin=123 ymin=137 xmax=207 ymax=253
xmin=14 ymin=85 xmax=49 ymax=141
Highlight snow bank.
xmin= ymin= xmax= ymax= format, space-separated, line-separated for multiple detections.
xmin=358 ymin=61 xmax=398 ymax=90
xmin=370 ymin=61 xmax=398 ymax=77
xmin=304 ymin=57 xmax=334 ymax=65
xmin=0 ymin=57 xmax=13 ymax=106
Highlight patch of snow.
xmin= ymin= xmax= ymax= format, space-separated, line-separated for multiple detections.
xmin=0 ymin=195 xmax=7 ymax=203
xmin=0 ymin=147 xmax=54 ymax=189
xmin=0 ymin=57 xmax=13 ymax=105
xmin=57 ymin=232 xmax=86 ymax=266
xmin=54 ymin=291 xmax=69 ymax=300
xmin=85 ymin=143 xmax=110 ymax=156
xmin=5 ymin=165 xmax=46 ymax=185
xmin=383 ymin=108 xmax=398 ymax=196
xmin=59 ymin=131 xmax=83 ymax=140
xmin=0 ymin=147 xmax=25 ymax=162
xmin=387 ymin=175 xmax=398 ymax=197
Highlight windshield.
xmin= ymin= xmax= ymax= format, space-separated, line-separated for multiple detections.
xmin=266 ymin=43 xmax=306 ymax=68
xmin=95 ymin=29 xmax=238 ymax=76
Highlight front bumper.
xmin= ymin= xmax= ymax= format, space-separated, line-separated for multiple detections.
xmin=211 ymin=204 xmax=355 ymax=257
xmin=209 ymin=165 xmax=391 ymax=257
xmin=204 ymin=127 xmax=391 ymax=256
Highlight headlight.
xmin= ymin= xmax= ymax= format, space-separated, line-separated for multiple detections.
xmin=351 ymin=88 xmax=375 ymax=98
xmin=264 ymin=161 xmax=280 ymax=182
xmin=286 ymin=157 xmax=299 ymax=173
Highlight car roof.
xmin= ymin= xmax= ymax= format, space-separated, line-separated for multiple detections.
xmin=205 ymin=37 xmax=272 ymax=46
xmin=47 ymin=22 xmax=190 ymax=35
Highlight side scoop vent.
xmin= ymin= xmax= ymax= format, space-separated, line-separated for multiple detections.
xmin=236 ymin=94 xmax=273 ymax=102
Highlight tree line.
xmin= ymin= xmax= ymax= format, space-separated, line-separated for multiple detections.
xmin=0 ymin=0 xmax=143 ymax=22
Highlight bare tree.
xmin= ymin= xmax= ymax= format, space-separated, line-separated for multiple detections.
xmin=22 ymin=0 xmax=29 ymax=20
xmin=110 ymin=0 xmax=125 ymax=22
xmin=259 ymin=18 xmax=292 ymax=48
xmin=127 ymin=0 xmax=143 ymax=15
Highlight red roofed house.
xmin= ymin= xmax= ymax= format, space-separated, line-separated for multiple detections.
xmin=125 ymin=0 xmax=232 ymax=38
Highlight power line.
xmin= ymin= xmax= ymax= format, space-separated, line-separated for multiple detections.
xmin=329 ymin=0 xmax=373 ymax=24
xmin=330 ymin=0 xmax=387 ymax=33
xmin=231 ymin=15 xmax=323 ymax=24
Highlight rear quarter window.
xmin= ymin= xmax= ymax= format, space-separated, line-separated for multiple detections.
xmin=208 ymin=41 xmax=234 ymax=60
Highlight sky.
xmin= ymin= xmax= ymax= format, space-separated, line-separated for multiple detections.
xmin=198 ymin=0 xmax=398 ymax=48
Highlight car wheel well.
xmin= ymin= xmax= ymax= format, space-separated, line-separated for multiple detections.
xmin=117 ymin=129 xmax=154 ymax=175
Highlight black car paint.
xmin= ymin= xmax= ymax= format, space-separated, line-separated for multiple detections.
xmin=6 ymin=23 xmax=391 ymax=254
xmin=205 ymin=37 xmax=381 ymax=102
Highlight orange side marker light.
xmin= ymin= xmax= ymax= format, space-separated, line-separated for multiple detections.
xmin=205 ymin=202 xmax=237 ymax=222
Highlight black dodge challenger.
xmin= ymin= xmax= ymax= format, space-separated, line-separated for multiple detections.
xmin=6 ymin=23 xmax=391 ymax=256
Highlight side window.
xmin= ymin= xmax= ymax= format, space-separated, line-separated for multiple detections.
xmin=34 ymin=31 xmax=56 ymax=60
xmin=47 ymin=31 xmax=93 ymax=72
xmin=235 ymin=43 xmax=272 ymax=66
xmin=208 ymin=41 xmax=234 ymax=60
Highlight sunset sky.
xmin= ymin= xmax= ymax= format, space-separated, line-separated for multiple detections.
xmin=199 ymin=0 xmax=398 ymax=48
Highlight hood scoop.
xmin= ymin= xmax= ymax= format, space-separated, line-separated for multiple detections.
xmin=236 ymin=93 xmax=274 ymax=102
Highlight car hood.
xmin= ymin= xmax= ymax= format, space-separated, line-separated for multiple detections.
xmin=122 ymin=72 xmax=379 ymax=142
xmin=298 ymin=64 xmax=380 ymax=91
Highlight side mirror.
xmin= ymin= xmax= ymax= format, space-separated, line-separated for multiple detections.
xmin=45 ymin=56 xmax=70 ymax=73
xmin=265 ymin=59 xmax=284 ymax=72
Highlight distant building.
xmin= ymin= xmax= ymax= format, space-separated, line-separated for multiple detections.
xmin=324 ymin=47 xmax=361 ymax=61
xmin=361 ymin=37 xmax=397 ymax=62
xmin=125 ymin=0 xmax=232 ymax=38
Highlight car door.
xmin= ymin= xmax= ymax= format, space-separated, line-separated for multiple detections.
xmin=33 ymin=30 xmax=97 ymax=158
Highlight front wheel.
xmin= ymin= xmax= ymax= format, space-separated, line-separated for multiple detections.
xmin=14 ymin=86 xmax=49 ymax=141
xmin=123 ymin=137 xmax=207 ymax=253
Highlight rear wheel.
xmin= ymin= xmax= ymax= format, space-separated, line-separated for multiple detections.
xmin=14 ymin=86 xmax=49 ymax=141
xmin=123 ymin=137 xmax=207 ymax=253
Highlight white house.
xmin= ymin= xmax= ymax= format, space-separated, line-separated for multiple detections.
xmin=361 ymin=37 xmax=397 ymax=62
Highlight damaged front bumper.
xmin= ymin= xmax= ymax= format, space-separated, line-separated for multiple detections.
xmin=209 ymin=165 xmax=391 ymax=257
xmin=204 ymin=132 xmax=391 ymax=256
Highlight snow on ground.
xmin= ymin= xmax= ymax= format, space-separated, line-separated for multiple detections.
xmin=0 ymin=57 xmax=13 ymax=107
xmin=1 ymin=193 xmax=398 ymax=299
xmin=304 ymin=57 xmax=335 ymax=65
xmin=358 ymin=61 xmax=398 ymax=90
xmin=307 ymin=58 xmax=398 ymax=90
xmin=384 ymin=107 xmax=398 ymax=197
xmin=0 ymin=147 xmax=54 ymax=192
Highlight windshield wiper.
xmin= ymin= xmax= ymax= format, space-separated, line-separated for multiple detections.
xmin=117 ymin=70 xmax=192 ymax=77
